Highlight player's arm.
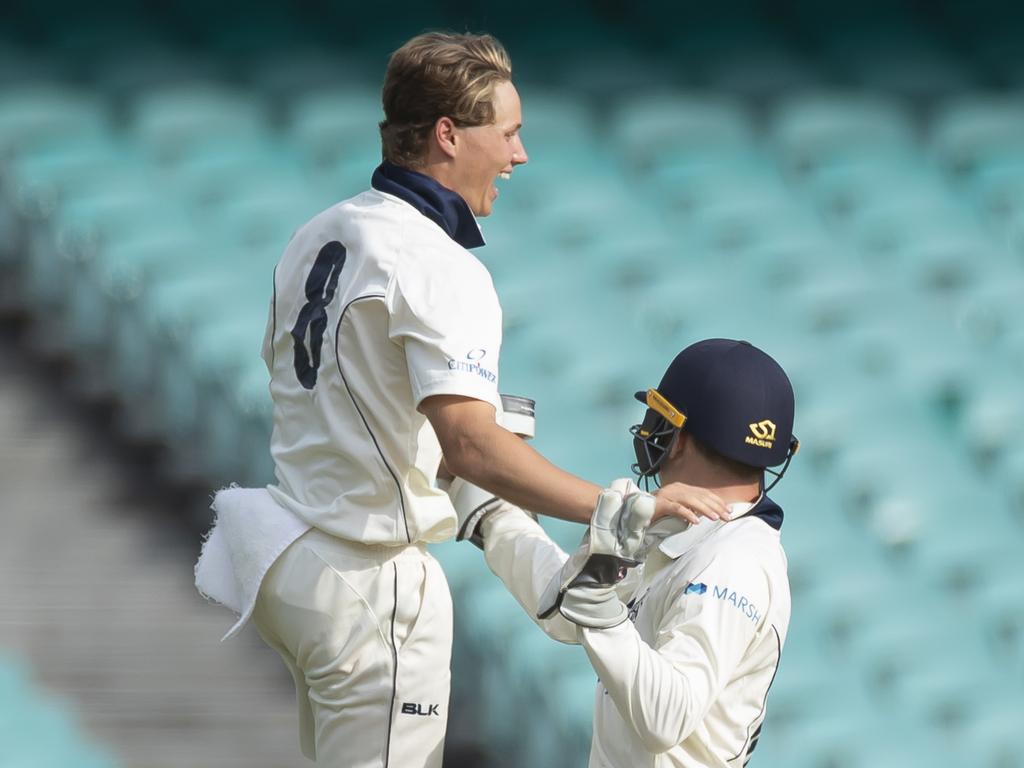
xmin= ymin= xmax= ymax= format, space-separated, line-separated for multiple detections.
xmin=475 ymin=500 xmax=581 ymax=644
xmin=578 ymin=560 xmax=769 ymax=754
xmin=422 ymin=395 xmax=599 ymax=522
xmin=422 ymin=396 xmax=728 ymax=525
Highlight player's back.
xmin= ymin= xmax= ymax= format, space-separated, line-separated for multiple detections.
xmin=262 ymin=188 xmax=502 ymax=547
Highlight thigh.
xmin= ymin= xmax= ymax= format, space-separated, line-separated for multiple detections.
xmin=387 ymin=554 xmax=454 ymax=768
xmin=257 ymin=536 xmax=453 ymax=768
xmin=258 ymin=537 xmax=397 ymax=767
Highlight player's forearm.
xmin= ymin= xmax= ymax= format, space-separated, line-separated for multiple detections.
xmin=581 ymin=623 xmax=707 ymax=754
xmin=480 ymin=506 xmax=579 ymax=644
xmin=447 ymin=425 xmax=601 ymax=523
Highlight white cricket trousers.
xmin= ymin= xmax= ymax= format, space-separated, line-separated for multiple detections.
xmin=252 ymin=528 xmax=453 ymax=766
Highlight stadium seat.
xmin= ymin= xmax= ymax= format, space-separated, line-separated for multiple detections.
xmin=0 ymin=655 xmax=119 ymax=767
xmin=22 ymin=182 xmax=171 ymax=365
xmin=885 ymin=327 xmax=983 ymax=424
xmin=248 ymin=49 xmax=376 ymax=109
xmin=759 ymin=706 xmax=872 ymax=768
xmin=130 ymin=83 xmax=269 ymax=165
xmin=160 ymin=136 xmax=302 ymax=216
xmin=0 ymin=85 xmax=107 ymax=161
xmin=973 ymin=571 xmax=1024 ymax=671
xmin=960 ymin=375 xmax=1024 ymax=470
xmin=994 ymin=444 xmax=1024 ymax=527
xmin=514 ymin=89 xmax=594 ymax=155
xmin=230 ymin=361 xmax=275 ymax=486
xmin=783 ymin=263 xmax=875 ymax=336
xmin=831 ymin=34 xmax=973 ymax=100
xmin=847 ymin=734 xmax=970 ymax=768
xmin=91 ymin=48 xmax=225 ymax=115
xmin=288 ymin=87 xmax=384 ymax=174
xmin=95 ymin=233 xmax=210 ymax=440
xmin=902 ymin=505 xmax=1020 ymax=601
xmin=0 ymin=43 xmax=69 ymax=86
xmin=771 ymin=92 xmax=915 ymax=174
xmin=530 ymin=664 xmax=597 ymax=766
xmin=704 ymin=47 xmax=821 ymax=100
xmin=612 ymin=92 xmax=752 ymax=175
xmin=952 ymin=269 xmax=1024 ymax=349
xmin=965 ymin=152 xmax=1024 ymax=222
xmin=841 ymin=192 xmax=977 ymax=261
xmin=959 ymin=704 xmax=1024 ymax=768
xmin=0 ymin=136 xmax=127 ymax=307
xmin=931 ymin=97 xmax=1024 ymax=177
xmin=845 ymin=605 xmax=987 ymax=711
xmin=799 ymin=150 xmax=935 ymax=221
xmin=143 ymin=263 xmax=272 ymax=480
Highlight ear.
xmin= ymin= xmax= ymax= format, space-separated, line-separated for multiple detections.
xmin=667 ymin=430 xmax=688 ymax=461
xmin=433 ymin=116 xmax=458 ymax=159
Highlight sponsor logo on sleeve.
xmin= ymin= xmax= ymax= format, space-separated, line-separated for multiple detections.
xmin=447 ymin=348 xmax=497 ymax=383
xmin=686 ymin=582 xmax=761 ymax=623
xmin=711 ymin=584 xmax=761 ymax=623
xmin=745 ymin=419 xmax=777 ymax=449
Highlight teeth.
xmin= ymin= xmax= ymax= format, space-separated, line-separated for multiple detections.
xmin=499 ymin=172 xmax=511 ymax=180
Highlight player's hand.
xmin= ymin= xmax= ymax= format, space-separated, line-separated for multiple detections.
xmin=654 ymin=483 xmax=730 ymax=525
xmin=538 ymin=484 xmax=656 ymax=628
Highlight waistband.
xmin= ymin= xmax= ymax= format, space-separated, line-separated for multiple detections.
xmin=301 ymin=527 xmax=430 ymax=564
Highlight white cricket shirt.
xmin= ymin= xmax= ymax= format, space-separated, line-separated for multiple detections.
xmin=264 ymin=166 xmax=502 ymax=545
xmin=482 ymin=495 xmax=791 ymax=768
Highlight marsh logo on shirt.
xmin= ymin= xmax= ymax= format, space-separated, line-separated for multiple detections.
xmin=711 ymin=584 xmax=761 ymax=624
xmin=446 ymin=348 xmax=496 ymax=383
xmin=685 ymin=582 xmax=707 ymax=595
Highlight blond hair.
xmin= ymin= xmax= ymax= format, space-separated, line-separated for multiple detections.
xmin=380 ymin=32 xmax=512 ymax=167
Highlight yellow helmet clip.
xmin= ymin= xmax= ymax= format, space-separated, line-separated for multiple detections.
xmin=645 ymin=389 xmax=687 ymax=429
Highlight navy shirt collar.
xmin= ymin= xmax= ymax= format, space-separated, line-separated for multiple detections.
xmin=371 ymin=161 xmax=485 ymax=249
xmin=744 ymin=493 xmax=784 ymax=530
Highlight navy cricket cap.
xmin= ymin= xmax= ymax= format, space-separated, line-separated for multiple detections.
xmin=634 ymin=339 xmax=796 ymax=468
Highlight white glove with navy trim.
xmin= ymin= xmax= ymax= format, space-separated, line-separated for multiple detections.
xmin=537 ymin=480 xmax=655 ymax=629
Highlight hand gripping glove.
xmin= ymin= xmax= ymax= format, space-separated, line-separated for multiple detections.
xmin=448 ymin=395 xmax=535 ymax=549
xmin=536 ymin=481 xmax=656 ymax=629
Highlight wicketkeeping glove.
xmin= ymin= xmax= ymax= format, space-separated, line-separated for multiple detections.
xmin=537 ymin=481 xmax=656 ymax=629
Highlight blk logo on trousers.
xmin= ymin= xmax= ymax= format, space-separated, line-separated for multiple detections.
xmin=401 ymin=702 xmax=440 ymax=716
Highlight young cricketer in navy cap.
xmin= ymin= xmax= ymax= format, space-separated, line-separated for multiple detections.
xmin=451 ymin=338 xmax=799 ymax=768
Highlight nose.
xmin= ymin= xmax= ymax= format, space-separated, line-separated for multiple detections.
xmin=512 ymin=135 xmax=528 ymax=166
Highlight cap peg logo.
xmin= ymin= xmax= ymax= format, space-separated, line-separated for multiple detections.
xmin=746 ymin=419 xmax=777 ymax=449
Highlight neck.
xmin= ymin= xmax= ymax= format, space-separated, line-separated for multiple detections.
xmin=415 ymin=151 xmax=456 ymax=193
xmin=660 ymin=466 xmax=761 ymax=506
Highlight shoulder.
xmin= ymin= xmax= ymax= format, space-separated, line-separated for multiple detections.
xmin=679 ymin=519 xmax=782 ymax=588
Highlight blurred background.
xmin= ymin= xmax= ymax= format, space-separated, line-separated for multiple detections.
xmin=1 ymin=0 xmax=1023 ymax=765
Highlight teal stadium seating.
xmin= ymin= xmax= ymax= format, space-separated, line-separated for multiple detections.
xmin=2 ymin=19 xmax=1024 ymax=767
xmin=0 ymin=655 xmax=119 ymax=767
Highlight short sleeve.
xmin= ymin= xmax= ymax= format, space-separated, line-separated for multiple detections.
xmin=388 ymin=252 xmax=502 ymax=409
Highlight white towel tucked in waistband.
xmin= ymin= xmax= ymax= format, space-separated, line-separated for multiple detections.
xmin=194 ymin=486 xmax=311 ymax=640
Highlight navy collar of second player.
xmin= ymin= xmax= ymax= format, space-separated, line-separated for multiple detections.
xmin=372 ymin=161 xmax=486 ymax=250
